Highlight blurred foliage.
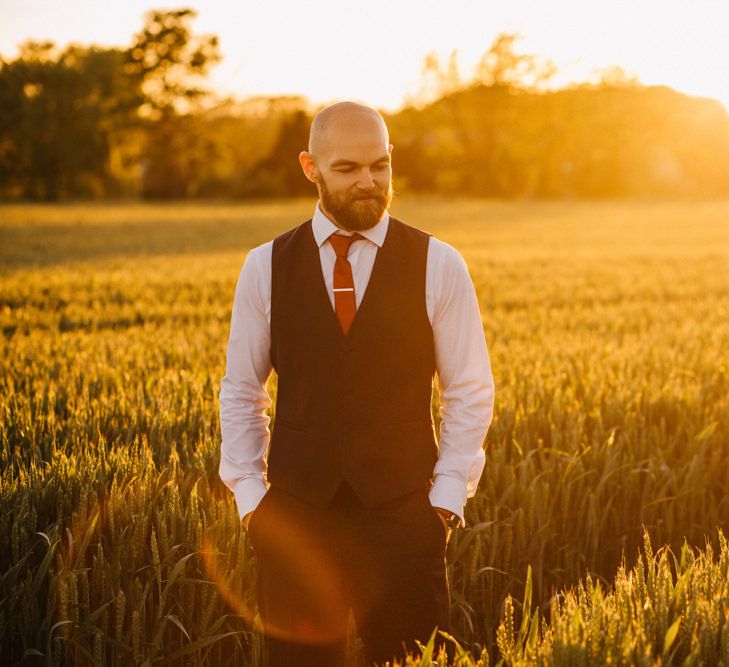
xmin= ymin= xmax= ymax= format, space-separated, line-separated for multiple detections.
xmin=0 ymin=39 xmax=141 ymax=200
xmin=1 ymin=14 xmax=729 ymax=201
xmin=389 ymin=82 xmax=729 ymax=198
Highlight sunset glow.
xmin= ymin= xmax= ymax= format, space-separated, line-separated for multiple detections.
xmin=1 ymin=0 xmax=728 ymax=111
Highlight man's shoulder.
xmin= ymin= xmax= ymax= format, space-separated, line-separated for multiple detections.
xmin=427 ymin=235 xmax=462 ymax=259
xmin=389 ymin=218 xmax=458 ymax=254
xmin=389 ymin=216 xmax=431 ymax=240
xmin=272 ymin=219 xmax=313 ymax=249
xmin=425 ymin=235 xmax=470 ymax=280
xmin=245 ymin=239 xmax=274 ymax=267
xmin=388 ymin=217 xmax=465 ymax=267
xmin=387 ymin=217 xmax=433 ymax=258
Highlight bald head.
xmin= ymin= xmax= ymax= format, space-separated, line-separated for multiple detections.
xmin=298 ymin=101 xmax=394 ymax=231
xmin=308 ymin=101 xmax=389 ymax=157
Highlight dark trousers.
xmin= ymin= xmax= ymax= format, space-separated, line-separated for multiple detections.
xmin=247 ymin=480 xmax=452 ymax=666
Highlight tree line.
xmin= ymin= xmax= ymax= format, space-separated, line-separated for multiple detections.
xmin=1 ymin=8 xmax=728 ymax=201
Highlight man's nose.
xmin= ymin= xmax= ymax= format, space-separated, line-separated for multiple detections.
xmin=357 ymin=168 xmax=375 ymax=189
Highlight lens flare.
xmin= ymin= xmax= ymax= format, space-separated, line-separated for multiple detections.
xmin=203 ymin=501 xmax=382 ymax=646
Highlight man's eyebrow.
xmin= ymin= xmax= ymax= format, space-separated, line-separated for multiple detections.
xmin=330 ymin=156 xmax=391 ymax=167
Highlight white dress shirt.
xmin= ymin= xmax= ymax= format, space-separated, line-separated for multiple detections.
xmin=219 ymin=202 xmax=495 ymax=527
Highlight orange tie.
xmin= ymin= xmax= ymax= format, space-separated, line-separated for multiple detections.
xmin=328 ymin=232 xmax=364 ymax=335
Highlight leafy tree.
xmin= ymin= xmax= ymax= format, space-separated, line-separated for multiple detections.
xmin=473 ymin=32 xmax=557 ymax=90
xmin=407 ymin=49 xmax=463 ymax=107
xmin=125 ymin=7 xmax=221 ymax=119
xmin=0 ymin=40 xmax=139 ymax=199
xmin=126 ymin=8 xmax=222 ymax=198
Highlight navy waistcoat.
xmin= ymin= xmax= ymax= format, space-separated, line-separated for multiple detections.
xmin=268 ymin=216 xmax=438 ymax=507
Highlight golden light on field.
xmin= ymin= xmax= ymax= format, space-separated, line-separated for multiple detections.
xmin=3 ymin=199 xmax=729 ymax=662
xmin=1 ymin=0 xmax=728 ymax=111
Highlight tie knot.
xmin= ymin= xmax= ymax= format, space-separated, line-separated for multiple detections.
xmin=329 ymin=232 xmax=364 ymax=258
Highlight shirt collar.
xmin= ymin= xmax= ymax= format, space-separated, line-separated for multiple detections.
xmin=311 ymin=201 xmax=389 ymax=248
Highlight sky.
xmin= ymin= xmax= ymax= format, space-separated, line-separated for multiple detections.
xmin=1 ymin=0 xmax=728 ymax=112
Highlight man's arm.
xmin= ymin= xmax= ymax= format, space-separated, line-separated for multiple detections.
xmin=219 ymin=243 xmax=274 ymax=528
xmin=427 ymin=238 xmax=495 ymax=528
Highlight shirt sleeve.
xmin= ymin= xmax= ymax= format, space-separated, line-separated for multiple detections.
xmin=426 ymin=239 xmax=495 ymax=527
xmin=218 ymin=243 xmax=273 ymax=522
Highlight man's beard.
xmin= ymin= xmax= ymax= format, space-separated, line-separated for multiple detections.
xmin=319 ymin=177 xmax=393 ymax=232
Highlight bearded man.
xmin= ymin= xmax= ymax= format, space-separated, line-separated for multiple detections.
xmin=219 ymin=101 xmax=494 ymax=666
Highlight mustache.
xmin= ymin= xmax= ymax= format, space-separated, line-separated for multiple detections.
xmin=351 ymin=188 xmax=385 ymax=201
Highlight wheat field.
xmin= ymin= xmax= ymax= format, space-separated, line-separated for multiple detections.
xmin=2 ymin=197 xmax=729 ymax=665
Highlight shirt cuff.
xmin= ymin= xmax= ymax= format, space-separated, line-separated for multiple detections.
xmin=232 ymin=477 xmax=270 ymax=522
xmin=428 ymin=474 xmax=468 ymax=528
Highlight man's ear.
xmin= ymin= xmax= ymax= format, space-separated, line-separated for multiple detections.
xmin=388 ymin=143 xmax=393 ymax=155
xmin=299 ymin=151 xmax=319 ymax=183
